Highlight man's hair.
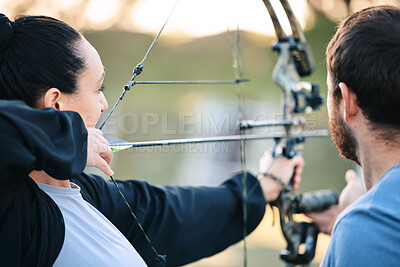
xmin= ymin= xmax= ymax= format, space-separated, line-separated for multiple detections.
xmin=0 ymin=14 xmax=85 ymax=107
xmin=326 ymin=5 xmax=400 ymax=127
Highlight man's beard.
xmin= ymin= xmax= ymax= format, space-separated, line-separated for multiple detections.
xmin=329 ymin=107 xmax=361 ymax=165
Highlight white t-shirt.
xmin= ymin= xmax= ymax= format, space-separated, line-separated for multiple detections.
xmin=36 ymin=182 xmax=147 ymax=267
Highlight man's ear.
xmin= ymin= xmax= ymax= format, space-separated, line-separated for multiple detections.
xmin=43 ymin=88 xmax=62 ymax=110
xmin=339 ymin=82 xmax=359 ymax=123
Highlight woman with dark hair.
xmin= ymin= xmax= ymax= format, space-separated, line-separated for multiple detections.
xmin=0 ymin=13 xmax=304 ymax=266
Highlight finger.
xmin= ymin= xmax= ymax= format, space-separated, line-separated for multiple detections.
xmin=305 ymin=212 xmax=318 ymax=220
xmin=87 ymin=127 xmax=103 ymax=137
xmin=294 ymin=164 xmax=303 ymax=176
xmin=292 ymin=170 xmax=301 ymax=190
xmin=291 ymin=155 xmax=305 ymax=169
xmin=103 ymin=165 xmax=114 ymax=176
xmin=291 ymin=156 xmax=304 ymax=189
xmin=97 ymin=137 xmax=112 ymax=156
xmin=304 ymin=212 xmax=328 ymax=225
xmin=95 ymin=156 xmax=114 ymax=176
xmin=287 ymin=157 xmax=304 ymax=182
xmin=345 ymin=169 xmax=358 ymax=183
xmin=99 ymin=141 xmax=112 ymax=154
xmin=91 ymin=128 xmax=104 ymax=136
xmin=292 ymin=173 xmax=301 ymax=190
xmin=98 ymin=141 xmax=113 ymax=164
xmin=100 ymin=149 xmax=113 ymax=165
xmin=97 ymin=134 xmax=110 ymax=147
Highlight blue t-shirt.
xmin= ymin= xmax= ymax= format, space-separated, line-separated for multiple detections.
xmin=36 ymin=182 xmax=147 ymax=267
xmin=321 ymin=163 xmax=400 ymax=266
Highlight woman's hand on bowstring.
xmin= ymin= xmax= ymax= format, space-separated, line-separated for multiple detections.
xmin=86 ymin=128 xmax=114 ymax=176
xmin=257 ymin=151 xmax=305 ymax=202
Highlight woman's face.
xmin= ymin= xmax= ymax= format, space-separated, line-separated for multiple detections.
xmin=59 ymin=38 xmax=108 ymax=128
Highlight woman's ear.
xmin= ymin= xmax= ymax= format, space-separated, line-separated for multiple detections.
xmin=339 ymin=82 xmax=359 ymax=123
xmin=43 ymin=88 xmax=62 ymax=110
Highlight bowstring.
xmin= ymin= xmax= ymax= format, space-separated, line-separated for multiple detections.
xmin=99 ymin=0 xmax=180 ymax=131
xmin=227 ymin=25 xmax=248 ymax=267
xmin=109 ymin=176 xmax=163 ymax=260
xmin=102 ymin=1 xmax=181 ymax=265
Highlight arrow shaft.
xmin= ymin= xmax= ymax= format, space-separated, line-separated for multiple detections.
xmin=110 ymin=130 xmax=329 ymax=148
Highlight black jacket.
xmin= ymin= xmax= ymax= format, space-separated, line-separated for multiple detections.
xmin=0 ymin=101 xmax=266 ymax=267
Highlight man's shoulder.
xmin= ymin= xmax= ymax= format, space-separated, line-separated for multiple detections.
xmin=323 ymin=203 xmax=400 ymax=266
xmin=335 ymin=176 xmax=400 ymax=233
xmin=337 ymin=164 xmax=400 ymax=224
xmin=323 ymin=167 xmax=400 ymax=267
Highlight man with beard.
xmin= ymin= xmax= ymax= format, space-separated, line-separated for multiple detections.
xmin=309 ymin=5 xmax=400 ymax=266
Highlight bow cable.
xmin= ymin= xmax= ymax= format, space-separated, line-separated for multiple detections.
xmin=227 ymin=25 xmax=249 ymax=267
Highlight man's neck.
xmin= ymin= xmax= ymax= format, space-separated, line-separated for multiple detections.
xmin=358 ymin=134 xmax=400 ymax=190
xmin=29 ymin=170 xmax=71 ymax=188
